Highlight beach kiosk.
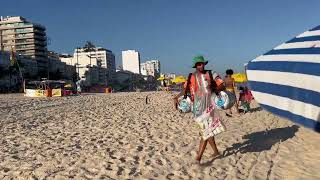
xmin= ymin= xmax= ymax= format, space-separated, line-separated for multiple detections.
xmin=24 ymin=80 xmax=74 ymax=97
xmin=24 ymin=80 xmax=51 ymax=97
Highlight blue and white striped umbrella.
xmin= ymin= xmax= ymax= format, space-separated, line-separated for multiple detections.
xmin=247 ymin=25 xmax=320 ymax=132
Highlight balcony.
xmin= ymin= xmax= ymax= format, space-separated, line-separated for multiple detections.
xmin=14 ymin=33 xmax=33 ymax=39
xmin=15 ymin=28 xmax=33 ymax=34
xmin=0 ymin=28 xmax=45 ymax=37
xmin=1 ymin=28 xmax=32 ymax=36
xmin=15 ymin=44 xmax=46 ymax=51
xmin=22 ymin=51 xmax=47 ymax=57
xmin=0 ymin=23 xmax=33 ymax=30
xmin=34 ymin=40 xmax=47 ymax=46
xmin=15 ymin=39 xmax=46 ymax=46
xmin=15 ymin=40 xmax=33 ymax=45
xmin=34 ymin=34 xmax=46 ymax=41
xmin=15 ymin=44 xmax=35 ymax=50
xmin=1 ymin=31 xmax=16 ymax=36
xmin=14 ymin=34 xmax=46 ymax=41
xmin=1 ymin=34 xmax=15 ymax=40
xmin=33 ymin=29 xmax=46 ymax=35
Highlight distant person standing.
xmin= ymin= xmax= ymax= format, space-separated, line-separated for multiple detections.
xmin=163 ymin=80 xmax=167 ymax=88
xmin=76 ymin=80 xmax=82 ymax=95
xmin=224 ymin=69 xmax=240 ymax=116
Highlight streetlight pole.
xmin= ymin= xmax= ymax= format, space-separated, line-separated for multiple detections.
xmin=0 ymin=29 xmax=2 ymax=57
xmin=76 ymin=47 xmax=79 ymax=80
xmin=47 ymin=55 xmax=50 ymax=80
xmin=89 ymin=50 xmax=91 ymax=66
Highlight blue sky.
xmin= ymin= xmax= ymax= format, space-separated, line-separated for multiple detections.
xmin=1 ymin=0 xmax=320 ymax=75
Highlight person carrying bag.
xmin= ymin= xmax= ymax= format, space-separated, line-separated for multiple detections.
xmin=173 ymin=55 xmax=226 ymax=163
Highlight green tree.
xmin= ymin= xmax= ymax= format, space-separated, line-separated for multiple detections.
xmin=0 ymin=66 xmax=8 ymax=79
xmin=50 ymin=69 xmax=63 ymax=80
xmin=23 ymin=72 xmax=31 ymax=80
xmin=38 ymin=70 xmax=48 ymax=79
xmin=72 ymin=71 xmax=79 ymax=82
xmin=83 ymin=41 xmax=95 ymax=51
xmin=83 ymin=41 xmax=96 ymax=66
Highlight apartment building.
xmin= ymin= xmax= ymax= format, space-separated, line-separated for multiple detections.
xmin=140 ymin=60 xmax=161 ymax=78
xmin=0 ymin=16 xmax=47 ymax=70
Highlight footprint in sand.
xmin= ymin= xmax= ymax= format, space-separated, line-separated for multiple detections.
xmin=133 ymin=156 xmax=140 ymax=165
xmin=145 ymin=159 xmax=151 ymax=166
xmin=116 ymin=166 xmax=124 ymax=175
xmin=166 ymin=173 xmax=175 ymax=179
xmin=108 ymin=150 xmax=117 ymax=160
xmin=137 ymin=146 xmax=143 ymax=152
xmin=119 ymin=157 xmax=126 ymax=163
xmin=129 ymin=167 xmax=137 ymax=176
xmin=156 ymin=159 xmax=163 ymax=166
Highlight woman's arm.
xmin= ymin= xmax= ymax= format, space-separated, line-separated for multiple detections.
xmin=173 ymin=86 xmax=186 ymax=109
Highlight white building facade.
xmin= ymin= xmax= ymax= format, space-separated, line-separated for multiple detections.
xmin=74 ymin=47 xmax=115 ymax=83
xmin=60 ymin=47 xmax=115 ymax=85
xmin=140 ymin=60 xmax=160 ymax=78
xmin=73 ymin=47 xmax=115 ymax=71
xmin=60 ymin=54 xmax=107 ymax=86
xmin=122 ymin=50 xmax=140 ymax=74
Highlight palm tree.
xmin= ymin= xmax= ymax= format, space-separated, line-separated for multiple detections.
xmin=83 ymin=41 xmax=96 ymax=66
xmin=0 ymin=66 xmax=9 ymax=79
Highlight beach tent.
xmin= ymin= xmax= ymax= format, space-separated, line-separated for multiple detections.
xmin=246 ymin=25 xmax=320 ymax=132
xmin=172 ymin=76 xmax=187 ymax=84
xmin=232 ymin=73 xmax=247 ymax=83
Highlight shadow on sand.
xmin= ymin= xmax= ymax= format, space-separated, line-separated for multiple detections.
xmin=249 ymin=107 xmax=263 ymax=113
xmin=223 ymin=125 xmax=299 ymax=157
xmin=238 ymin=107 xmax=263 ymax=114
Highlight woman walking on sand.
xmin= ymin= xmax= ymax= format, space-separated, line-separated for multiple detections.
xmin=173 ymin=55 xmax=225 ymax=163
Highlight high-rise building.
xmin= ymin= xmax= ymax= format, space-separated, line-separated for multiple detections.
xmin=122 ymin=50 xmax=140 ymax=74
xmin=140 ymin=60 xmax=161 ymax=78
xmin=0 ymin=16 xmax=47 ymax=70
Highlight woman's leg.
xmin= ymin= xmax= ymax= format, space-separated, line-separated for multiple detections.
xmin=208 ymin=137 xmax=220 ymax=157
xmin=196 ymin=139 xmax=203 ymax=161
xmin=197 ymin=138 xmax=203 ymax=155
xmin=234 ymin=99 xmax=240 ymax=114
xmin=196 ymin=139 xmax=208 ymax=162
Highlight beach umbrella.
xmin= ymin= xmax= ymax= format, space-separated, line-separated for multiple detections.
xmin=172 ymin=76 xmax=187 ymax=84
xmin=246 ymin=25 xmax=320 ymax=132
xmin=157 ymin=76 xmax=166 ymax=81
xmin=232 ymin=73 xmax=247 ymax=83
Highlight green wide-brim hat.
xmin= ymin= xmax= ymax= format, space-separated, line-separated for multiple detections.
xmin=192 ymin=55 xmax=208 ymax=68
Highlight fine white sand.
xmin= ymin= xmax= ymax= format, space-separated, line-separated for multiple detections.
xmin=0 ymin=92 xmax=319 ymax=179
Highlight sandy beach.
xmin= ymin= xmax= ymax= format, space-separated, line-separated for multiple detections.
xmin=0 ymin=92 xmax=319 ymax=179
